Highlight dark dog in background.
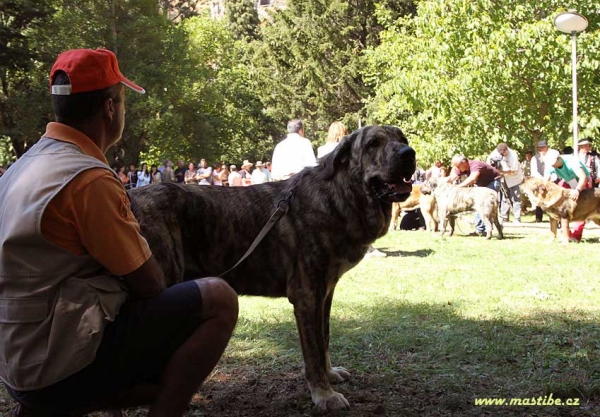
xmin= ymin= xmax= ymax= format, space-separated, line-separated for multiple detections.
xmin=129 ymin=126 xmax=416 ymax=412
xmin=390 ymin=184 xmax=422 ymax=230
xmin=421 ymin=179 xmax=503 ymax=239
xmin=521 ymin=177 xmax=600 ymax=242
xmin=389 ymin=185 xmax=439 ymax=231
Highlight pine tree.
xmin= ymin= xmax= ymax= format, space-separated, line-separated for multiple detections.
xmin=225 ymin=0 xmax=260 ymax=42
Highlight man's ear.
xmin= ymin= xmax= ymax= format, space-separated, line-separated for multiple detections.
xmin=322 ymin=132 xmax=354 ymax=180
xmin=103 ymin=97 xmax=115 ymax=120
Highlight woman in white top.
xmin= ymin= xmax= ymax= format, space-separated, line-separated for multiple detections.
xmin=212 ymin=162 xmax=223 ymax=186
xmin=317 ymin=121 xmax=347 ymax=158
xmin=150 ymin=165 xmax=162 ymax=183
xmin=136 ymin=163 xmax=151 ymax=187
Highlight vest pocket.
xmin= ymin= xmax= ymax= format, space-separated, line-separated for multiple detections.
xmin=0 ymin=297 xmax=47 ymax=323
xmin=0 ymin=297 xmax=49 ymax=366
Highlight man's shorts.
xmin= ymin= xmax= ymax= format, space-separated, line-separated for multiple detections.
xmin=6 ymin=280 xmax=202 ymax=414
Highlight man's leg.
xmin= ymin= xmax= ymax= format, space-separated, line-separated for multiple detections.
xmin=499 ymin=190 xmax=509 ymax=222
xmin=148 ymin=278 xmax=238 ymax=416
xmin=562 ymin=180 xmax=590 ymax=242
xmin=8 ymin=278 xmax=238 ymax=417
xmin=510 ymin=185 xmax=522 ymax=222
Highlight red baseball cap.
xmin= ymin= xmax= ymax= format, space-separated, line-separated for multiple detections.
xmin=50 ymin=48 xmax=145 ymax=95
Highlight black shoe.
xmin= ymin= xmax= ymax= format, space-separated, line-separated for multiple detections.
xmin=468 ymin=231 xmax=485 ymax=237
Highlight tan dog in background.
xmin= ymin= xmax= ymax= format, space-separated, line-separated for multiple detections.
xmin=390 ymin=184 xmax=439 ymax=232
xmin=520 ymin=178 xmax=600 ymax=241
xmin=420 ymin=193 xmax=439 ymax=232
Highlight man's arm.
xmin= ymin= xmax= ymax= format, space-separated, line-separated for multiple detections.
xmin=457 ymin=171 xmax=480 ymax=188
xmin=198 ymin=168 xmax=212 ymax=180
xmin=122 ymin=255 xmax=166 ymax=298
xmin=444 ymin=170 xmax=459 ymax=184
xmin=503 ymin=152 xmax=521 ymax=175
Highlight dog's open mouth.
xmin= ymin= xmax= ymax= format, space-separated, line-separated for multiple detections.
xmin=372 ymin=178 xmax=412 ymax=203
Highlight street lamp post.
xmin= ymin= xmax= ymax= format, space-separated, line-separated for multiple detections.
xmin=553 ymin=12 xmax=588 ymax=155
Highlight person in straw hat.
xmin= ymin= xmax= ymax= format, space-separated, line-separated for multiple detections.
xmin=251 ymin=160 xmax=269 ymax=184
xmin=240 ymin=159 xmax=253 ymax=186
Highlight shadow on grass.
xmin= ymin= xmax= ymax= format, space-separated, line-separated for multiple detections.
xmin=197 ymin=300 xmax=600 ymax=417
xmin=3 ymin=301 xmax=598 ymax=417
xmin=380 ymin=248 xmax=434 ymax=257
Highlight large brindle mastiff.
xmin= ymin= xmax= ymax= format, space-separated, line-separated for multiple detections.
xmin=520 ymin=177 xmax=600 ymax=241
xmin=128 ymin=126 xmax=416 ymax=411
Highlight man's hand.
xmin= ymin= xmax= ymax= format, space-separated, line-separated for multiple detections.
xmin=570 ymin=189 xmax=580 ymax=202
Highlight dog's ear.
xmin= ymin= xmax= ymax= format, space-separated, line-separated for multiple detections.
xmin=322 ymin=132 xmax=354 ymax=180
xmin=544 ymin=185 xmax=565 ymax=206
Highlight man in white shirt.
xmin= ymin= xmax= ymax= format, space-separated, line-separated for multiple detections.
xmin=578 ymin=139 xmax=599 ymax=188
xmin=530 ymin=140 xmax=554 ymax=222
xmin=488 ymin=143 xmax=523 ymax=223
xmin=271 ymin=119 xmax=317 ymax=181
xmin=251 ymin=161 xmax=269 ymax=184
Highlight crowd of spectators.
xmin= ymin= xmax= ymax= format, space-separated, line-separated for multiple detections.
xmin=113 ymin=158 xmax=273 ymax=189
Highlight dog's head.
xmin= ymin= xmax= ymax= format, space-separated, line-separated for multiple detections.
xmin=520 ymin=177 xmax=564 ymax=207
xmin=419 ymin=177 xmax=438 ymax=195
xmin=322 ymin=125 xmax=416 ymax=203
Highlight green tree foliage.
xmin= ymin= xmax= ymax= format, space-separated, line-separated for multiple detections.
xmin=2 ymin=0 xmax=277 ymax=167
xmin=141 ymin=14 xmax=278 ymax=167
xmin=0 ymin=0 xmax=55 ymax=158
xmin=250 ymin=0 xmax=416 ymax=144
xmin=365 ymin=0 xmax=600 ymax=165
xmin=225 ymin=0 xmax=260 ymax=42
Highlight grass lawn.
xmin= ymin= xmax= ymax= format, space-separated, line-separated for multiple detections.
xmin=2 ymin=214 xmax=599 ymax=416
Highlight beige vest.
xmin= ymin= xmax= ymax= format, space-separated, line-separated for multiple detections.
xmin=0 ymin=137 xmax=128 ymax=390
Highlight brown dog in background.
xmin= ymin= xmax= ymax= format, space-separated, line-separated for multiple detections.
xmin=520 ymin=177 xmax=600 ymax=241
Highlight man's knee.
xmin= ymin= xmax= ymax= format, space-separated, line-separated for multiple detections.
xmin=193 ymin=278 xmax=238 ymax=322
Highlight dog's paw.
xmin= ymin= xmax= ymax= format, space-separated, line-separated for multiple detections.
xmin=314 ymin=391 xmax=350 ymax=412
xmin=328 ymin=366 xmax=351 ymax=382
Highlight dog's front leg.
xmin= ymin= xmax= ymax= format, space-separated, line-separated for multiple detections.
xmin=291 ymin=289 xmax=350 ymax=412
xmin=438 ymin=205 xmax=449 ymax=237
xmin=323 ymin=289 xmax=350 ymax=383
xmin=448 ymin=215 xmax=456 ymax=236
xmin=560 ymin=217 xmax=571 ymax=243
xmin=549 ymin=218 xmax=559 ymax=239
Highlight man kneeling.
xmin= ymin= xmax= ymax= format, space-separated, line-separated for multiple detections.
xmin=0 ymin=48 xmax=238 ymax=417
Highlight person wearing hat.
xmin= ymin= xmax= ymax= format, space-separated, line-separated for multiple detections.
xmin=271 ymin=119 xmax=317 ymax=181
xmin=530 ymin=140 xmax=555 ymax=222
xmin=487 ymin=143 xmax=523 ymax=224
xmin=239 ymin=159 xmax=253 ymax=186
xmin=543 ymin=149 xmax=591 ymax=242
xmin=577 ymin=139 xmax=600 ymax=188
xmin=251 ymin=160 xmax=269 ymax=184
xmin=0 ymin=49 xmax=238 ymax=416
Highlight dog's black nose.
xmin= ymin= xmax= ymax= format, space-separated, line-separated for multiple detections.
xmin=397 ymin=146 xmax=416 ymax=177
xmin=398 ymin=145 xmax=416 ymax=161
